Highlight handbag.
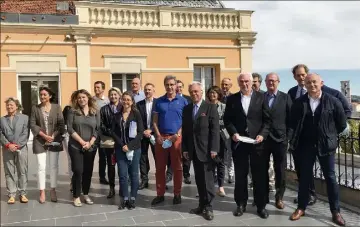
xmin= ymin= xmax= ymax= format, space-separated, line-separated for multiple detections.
xmin=100 ymin=135 xmax=115 ymax=148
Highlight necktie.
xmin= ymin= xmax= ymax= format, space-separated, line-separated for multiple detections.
xmin=301 ymin=88 xmax=306 ymax=95
xmin=268 ymin=94 xmax=274 ymax=108
xmin=193 ymin=104 xmax=198 ymax=119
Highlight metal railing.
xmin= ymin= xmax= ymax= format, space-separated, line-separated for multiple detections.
xmin=287 ymin=117 xmax=360 ymax=190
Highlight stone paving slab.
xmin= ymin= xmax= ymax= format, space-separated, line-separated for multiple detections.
xmin=1 ymin=149 xmax=359 ymax=226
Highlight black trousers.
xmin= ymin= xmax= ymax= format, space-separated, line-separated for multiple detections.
xmin=233 ymin=142 xmax=268 ymax=209
xmin=69 ymin=147 xmax=96 ymax=198
xmin=293 ymin=151 xmax=317 ymax=199
xmin=98 ymin=148 xmax=107 ymax=180
xmin=140 ymin=138 xmax=172 ymax=182
xmin=264 ymin=138 xmax=287 ymax=200
xmin=183 ymin=158 xmax=192 ymax=178
xmin=213 ymin=138 xmax=225 ymax=187
xmin=103 ymin=148 xmax=116 ymax=187
xmin=193 ymin=151 xmax=215 ymax=211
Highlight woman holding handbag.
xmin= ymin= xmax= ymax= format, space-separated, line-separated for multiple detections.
xmin=30 ymin=86 xmax=65 ymax=204
xmin=100 ymin=87 xmax=122 ymax=198
xmin=67 ymin=89 xmax=100 ymax=207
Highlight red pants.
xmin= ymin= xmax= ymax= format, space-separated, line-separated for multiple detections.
xmin=155 ymin=134 xmax=183 ymax=196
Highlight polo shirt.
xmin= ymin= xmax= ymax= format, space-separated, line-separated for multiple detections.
xmin=154 ymin=94 xmax=188 ymax=134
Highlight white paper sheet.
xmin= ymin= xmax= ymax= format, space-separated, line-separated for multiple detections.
xmin=129 ymin=121 xmax=137 ymax=138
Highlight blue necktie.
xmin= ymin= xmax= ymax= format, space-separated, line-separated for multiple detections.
xmin=268 ymin=94 xmax=274 ymax=108
xmin=193 ymin=104 xmax=198 ymax=119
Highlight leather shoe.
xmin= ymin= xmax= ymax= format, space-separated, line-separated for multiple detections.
xmin=233 ymin=205 xmax=246 ymax=217
xmin=173 ymin=195 xmax=181 ymax=205
xmin=308 ymin=196 xmax=317 ymax=206
xmin=257 ymin=208 xmax=269 ymax=219
xmin=332 ymin=212 xmax=346 ymax=226
xmin=275 ymin=200 xmax=285 ymax=209
xmin=184 ymin=177 xmax=191 ymax=184
xmin=151 ymin=196 xmax=165 ymax=205
xmin=190 ymin=207 xmax=204 ymax=215
xmin=290 ymin=209 xmax=305 ymax=221
xmin=107 ymin=187 xmax=115 ymax=199
xmin=204 ymin=210 xmax=214 ymax=221
xmin=138 ymin=181 xmax=149 ymax=190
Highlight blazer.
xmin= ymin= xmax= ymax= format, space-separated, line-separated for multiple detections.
xmin=289 ymin=92 xmax=347 ymax=156
xmin=288 ymin=85 xmax=351 ymax=118
xmin=112 ymin=108 xmax=144 ymax=151
xmin=30 ymin=104 xmax=65 ymax=153
xmin=223 ymin=91 xmax=271 ymax=148
xmin=182 ymin=94 xmax=192 ymax=104
xmin=0 ymin=113 xmax=29 ymax=152
xmin=265 ymin=91 xmax=293 ymax=142
xmin=136 ymin=98 xmax=157 ymax=131
xmin=182 ymin=101 xmax=220 ymax=162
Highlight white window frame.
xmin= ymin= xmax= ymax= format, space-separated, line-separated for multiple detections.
xmin=193 ymin=66 xmax=216 ymax=99
xmin=110 ymin=73 xmax=140 ymax=92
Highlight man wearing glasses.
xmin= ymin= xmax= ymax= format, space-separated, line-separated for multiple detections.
xmin=151 ymin=75 xmax=188 ymax=206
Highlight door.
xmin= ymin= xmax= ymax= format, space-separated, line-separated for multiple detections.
xmin=18 ymin=76 xmax=60 ymax=141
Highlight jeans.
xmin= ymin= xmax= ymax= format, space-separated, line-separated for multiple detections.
xmin=116 ymin=148 xmax=141 ymax=200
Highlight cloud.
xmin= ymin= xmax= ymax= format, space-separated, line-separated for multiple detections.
xmin=222 ymin=1 xmax=360 ymax=71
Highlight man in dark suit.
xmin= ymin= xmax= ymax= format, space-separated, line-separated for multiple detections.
xmin=182 ymin=81 xmax=220 ymax=221
xmin=137 ymin=83 xmax=171 ymax=189
xmin=177 ymin=80 xmax=193 ymax=184
xmin=289 ymin=73 xmax=346 ymax=226
xmin=224 ymin=73 xmax=271 ymax=219
xmin=252 ymin=73 xmax=265 ymax=94
xmin=263 ymin=73 xmax=292 ymax=209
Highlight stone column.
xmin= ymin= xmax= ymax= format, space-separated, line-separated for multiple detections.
xmin=238 ymin=37 xmax=255 ymax=73
xmin=74 ymin=34 xmax=92 ymax=91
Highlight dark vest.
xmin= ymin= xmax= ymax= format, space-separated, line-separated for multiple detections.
xmin=300 ymin=101 xmax=322 ymax=146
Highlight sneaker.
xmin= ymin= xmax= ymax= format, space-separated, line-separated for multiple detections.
xmin=83 ymin=195 xmax=94 ymax=205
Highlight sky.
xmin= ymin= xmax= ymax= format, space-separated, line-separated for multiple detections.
xmin=222 ymin=1 xmax=360 ymax=95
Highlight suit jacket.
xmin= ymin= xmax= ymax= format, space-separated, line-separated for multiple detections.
xmin=265 ymin=91 xmax=292 ymax=142
xmin=288 ymin=85 xmax=352 ymax=118
xmin=223 ymin=91 xmax=271 ymax=148
xmin=136 ymin=98 xmax=157 ymax=131
xmin=0 ymin=113 xmax=29 ymax=152
xmin=182 ymin=94 xmax=192 ymax=104
xmin=30 ymin=104 xmax=65 ymax=153
xmin=182 ymin=101 xmax=220 ymax=162
xmin=221 ymin=92 xmax=232 ymax=104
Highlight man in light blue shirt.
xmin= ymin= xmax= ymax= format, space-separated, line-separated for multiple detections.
xmin=131 ymin=78 xmax=145 ymax=103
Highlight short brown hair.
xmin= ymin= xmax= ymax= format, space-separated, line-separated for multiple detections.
xmin=292 ymin=64 xmax=309 ymax=75
xmin=144 ymin=83 xmax=155 ymax=89
xmin=206 ymin=86 xmax=223 ymax=101
xmin=4 ymin=97 xmax=23 ymax=112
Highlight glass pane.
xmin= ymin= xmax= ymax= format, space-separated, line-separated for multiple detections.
xmin=20 ymin=81 xmax=38 ymax=116
xmin=126 ymin=74 xmax=138 ymax=92
xmin=204 ymin=67 xmax=214 ymax=91
xmin=42 ymin=81 xmax=59 ymax=104
xmin=112 ymin=80 xmax=123 ymax=92
xmin=193 ymin=67 xmax=202 ymax=82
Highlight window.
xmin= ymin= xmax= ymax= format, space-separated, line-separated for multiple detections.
xmin=193 ymin=66 xmax=215 ymax=97
xmin=111 ymin=74 xmax=138 ymax=92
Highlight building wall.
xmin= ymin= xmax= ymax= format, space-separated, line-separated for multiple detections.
xmin=1 ymin=31 xmax=244 ymax=115
xmin=0 ymin=0 xmax=75 ymax=15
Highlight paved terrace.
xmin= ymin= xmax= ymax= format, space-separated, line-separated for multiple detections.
xmin=1 ymin=149 xmax=359 ymax=226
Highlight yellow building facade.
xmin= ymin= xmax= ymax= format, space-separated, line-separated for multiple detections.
xmin=0 ymin=1 xmax=256 ymax=116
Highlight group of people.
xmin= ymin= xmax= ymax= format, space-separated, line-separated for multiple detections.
xmin=0 ymin=64 xmax=351 ymax=226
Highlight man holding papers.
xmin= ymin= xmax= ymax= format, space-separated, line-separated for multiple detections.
xmin=224 ymin=72 xmax=271 ymax=219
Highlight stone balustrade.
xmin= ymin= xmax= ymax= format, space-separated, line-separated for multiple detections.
xmin=75 ymin=1 xmax=253 ymax=33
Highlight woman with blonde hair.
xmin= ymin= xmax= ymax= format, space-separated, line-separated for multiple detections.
xmin=100 ymin=87 xmax=122 ymax=198
xmin=0 ymin=97 xmax=29 ymax=204
xmin=30 ymin=86 xmax=65 ymax=204
xmin=67 ymin=89 xmax=100 ymax=207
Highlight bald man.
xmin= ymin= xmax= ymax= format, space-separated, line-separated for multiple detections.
xmin=289 ymin=73 xmax=346 ymax=226
xmin=131 ymin=77 xmax=145 ymax=103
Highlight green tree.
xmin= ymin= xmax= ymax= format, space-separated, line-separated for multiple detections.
xmin=339 ymin=119 xmax=359 ymax=154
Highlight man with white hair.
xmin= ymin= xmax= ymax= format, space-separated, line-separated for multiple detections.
xmin=224 ymin=72 xmax=271 ymax=219
xmin=289 ymin=73 xmax=346 ymax=226
xmin=182 ymin=81 xmax=220 ymax=221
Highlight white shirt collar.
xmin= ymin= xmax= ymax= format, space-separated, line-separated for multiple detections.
xmin=145 ymin=97 xmax=153 ymax=103
xmin=194 ymin=99 xmax=203 ymax=107
xmin=308 ymin=91 xmax=322 ymax=101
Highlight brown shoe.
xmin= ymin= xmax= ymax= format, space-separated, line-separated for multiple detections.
xmin=275 ymin=200 xmax=285 ymax=209
xmin=332 ymin=212 xmax=345 ymax=226
xmin=19 ymin=195 xmax=29 ymax=203
xmin=290 ymin=209 xmax=305 ymax=221
xmin=50 ymin=189 xmax=57 ymax=203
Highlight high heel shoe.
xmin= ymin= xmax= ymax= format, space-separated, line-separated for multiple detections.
xmin=107 ymin=187 xmax=115 ymax=199
xmin=50 ymin=189 xmax=58 ymax=202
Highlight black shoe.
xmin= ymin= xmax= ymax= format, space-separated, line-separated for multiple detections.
xmin=151 ymin=196 xmax=165 ymax=205
xmin=118 ymin=200 xmax=128 ymax=210
xmin=173 ymin=195 xmax=181 ymax=205
xmin=139 ymin=181 xmax=149 ymax=190
xmin=257 ymin=208 xmax=269 ymax=219
xmin=204 ymin=210 xmax=214 ymax=221
xmin=190 ymin=207 xmax=204 ymax=215
xmin=166 ymin=175 xmax=172 ymax=183
xmin=233 ymin=205 xmax=246 ymax=217
xmin=127 ymin=200 xmax=136 ymax=210
xmin=100 ymin=178 xmax=109 ymax=185
xmin=308 ymin=196 xmax=317 ymax=206
xmin=228 ymin=176 xmax=234 ymax=184
xmin=184 ymin=177 xmax=191 ymax=184
xmin=294 ymin=198 xmax=298 ymax=204
xmin=107 ymin=187 xmax=115 ymax=199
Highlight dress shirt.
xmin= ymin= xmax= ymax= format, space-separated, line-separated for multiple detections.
xmin=266 ymin=90 xmax=278 ymax=108
xmin=241 ymin=91 xmax=252 ymax=115
xmin=145 ymin=98 xmax=153 ymax=129
xmin=309 ymin=92 xmax=322 ymax=113
xmin=296 ymin=85 xmax=307 ymax=99
xmin=133 ymin=90 xmax=145 ymax=103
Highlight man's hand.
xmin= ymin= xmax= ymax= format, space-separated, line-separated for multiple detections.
xmin=169 ymin=134 xmax=179 ymax=143
xmin=122 ymin=145 xmax=129 ymax=152
xmin=143 ymin=129 xmax=152 ymax=138
xmin=183 ymin=152 xmax=189 ymax=160
xmin=210 ymin=151 xmax=217 ymax=159
xmin=255 ymin=135 xmax=264 ymax=143
xmin=232 ymin=133 xmax=240 ymax=142
xmin=156 ymin=135 xmax=164 ymax=145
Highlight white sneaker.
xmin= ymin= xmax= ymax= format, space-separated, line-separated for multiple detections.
xmin=83 ymin=195 xmax=94 ymax=205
